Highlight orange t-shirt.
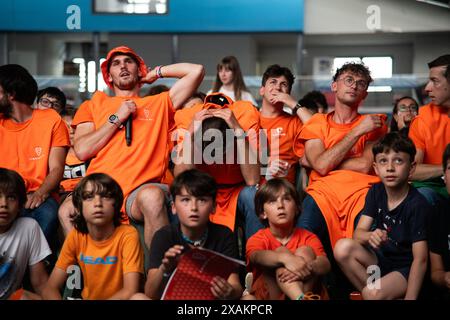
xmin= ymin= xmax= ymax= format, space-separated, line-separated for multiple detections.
xmin=293 ymin=112 xmax=387 ymax=248
xmin=246 ymin=227 xmax=326 ymax=293
xmin=174 ymin=100 xmax=260 ymax=230
xmin=60 ymin=151 xmax=87 ymax=193
xmin=72 ymin=91 xmax=175 ymax=218
xmin=0 ymin=109 xmax=70 ymax=192
xmin=409 ymin=103 xmax=450 ymax=165
xmin=259 ymin=113 xmax=302 ymax=184
xmin=55 ymin=225 xmax=143 ymax=300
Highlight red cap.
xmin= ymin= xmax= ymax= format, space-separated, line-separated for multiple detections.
xmin=101 ymin=46 xmax=148 ymax=89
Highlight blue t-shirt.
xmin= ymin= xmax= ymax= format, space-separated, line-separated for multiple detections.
xmin=362 ymin=183 xmax=430 ymax=266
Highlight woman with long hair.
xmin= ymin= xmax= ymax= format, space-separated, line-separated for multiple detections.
xmin=209 ymin=55 xmax=257 ymax=106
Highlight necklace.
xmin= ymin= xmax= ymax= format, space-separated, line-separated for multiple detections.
xmin=181 ymin=229 xmax=208 ymax=247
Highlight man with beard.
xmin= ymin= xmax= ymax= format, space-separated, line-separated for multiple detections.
xmin=409 ymin=54 xmax=450 ymax=205
xmin=0 ymin=64 xmax=69 ymax=242
xmin=70 ymin=46 xmax=204 ymax=252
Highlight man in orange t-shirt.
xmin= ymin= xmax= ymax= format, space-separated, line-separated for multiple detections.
xmin=409 ymin=54 xmax=450 ymax=204
xmin=293 ymin=62 xmax=387 ymax=255
xmin=70 ymin=46 xmax=204 ymax=251
xmin=173 ymin=92 xmax=260 ymax=242
xmin=0 ymin=64 xmax=69 ymax=241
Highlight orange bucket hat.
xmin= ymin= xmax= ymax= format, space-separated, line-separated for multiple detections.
xmin=101 ymin=46 xmax=148 ymax=89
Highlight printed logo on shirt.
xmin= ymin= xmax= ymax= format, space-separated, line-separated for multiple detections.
xmin=29 ymin=146 xmax=44 ymax=161
xmin=79 ymin=253 xmax=118 ymax=265
xmin=447 ymin=234 xmax=450 ymax=251
xmin=273 ymin=127 xmax=286 ymax=137
xmin=137 ymin=108 xmax=154 ymax=121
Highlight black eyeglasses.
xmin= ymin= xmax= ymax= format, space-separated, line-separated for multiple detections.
xmin=39 ymin=97 xmax=62 ymax=110
xmin=338 ymin=76 xmax=368 ymax=90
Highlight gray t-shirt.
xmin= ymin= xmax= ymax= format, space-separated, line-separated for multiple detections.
xmin=0 ymin=217 xmax=51 ymax=299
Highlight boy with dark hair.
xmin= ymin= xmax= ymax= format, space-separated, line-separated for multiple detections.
xmin=0 ymin=64 xmax=69 ymax=242
xmin=302 ymin=90 xmax=328 ymax=114
xmin=409 ymin=54 xmax=450 ymax=204
xmin=258 ymin=64 xmax=312 ymax=185
xmin=428 ymin=143 xmax=450 ymax=298
xmin=0 ymin=168 xmax=50 ymax=300
xmin=36 ymin=87 xmax=67 ymax=114
xmin=134 ymin=169 xmax=243 ymax=300
xmin=245 ymin=178 xmax=330 ymax=300
xmin=43 ymin=173 xmax=143 ymax=300
xmin=334 ymin=132 xmax=429 ymax=300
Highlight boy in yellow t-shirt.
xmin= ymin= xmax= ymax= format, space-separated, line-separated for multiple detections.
xmin=43 ymin=173 xmax=143 ymax=300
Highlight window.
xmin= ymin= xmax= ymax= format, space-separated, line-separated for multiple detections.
xmin=333 ymin=56 xmax=393 ymax=92
xmin=94 ymin=0 xmax=168 ymax=15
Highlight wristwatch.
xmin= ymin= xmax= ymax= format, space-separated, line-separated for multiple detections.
xmin=292 ymin=102 xmax=303 ymax=114
xmin=108 ymin=114 xmax=122 ymax=128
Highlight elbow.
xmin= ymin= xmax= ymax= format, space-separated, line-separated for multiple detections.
xmin=314 ymin=165 xmax=330 ymax=176
xmin=74 ymin=145 xmax=90 ymax=162
xmin=192 ymin=64 xmax=205 ymax=82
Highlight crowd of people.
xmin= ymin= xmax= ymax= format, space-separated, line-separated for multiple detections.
xmin=0 ymin=47 xmax=449 ymax=301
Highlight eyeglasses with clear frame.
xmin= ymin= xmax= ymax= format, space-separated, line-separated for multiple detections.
xmin=338 ymin=76 xmax=368 ymax=91
xmin=397 ymin=104 xmax=418 ymax=114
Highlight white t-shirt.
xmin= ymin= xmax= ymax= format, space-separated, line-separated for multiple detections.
xmin=0 ymin=217 xmax=51 ymax=299
xmin=208 ymin=87 xmax=258 ymax=106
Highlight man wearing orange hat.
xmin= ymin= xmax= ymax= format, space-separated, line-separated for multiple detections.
xmin=67 ymin=46 xmax=204 ymax=251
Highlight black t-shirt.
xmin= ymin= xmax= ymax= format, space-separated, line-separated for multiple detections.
xmin=148 ymin=222 xmax=239 ymax=271
xmin=428 ymin=198 xmax=450 ymax=271
xmin=362 ymin=183 xmax=430 ymax=266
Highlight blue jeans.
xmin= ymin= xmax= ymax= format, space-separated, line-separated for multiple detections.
xmin=416 ymin=187 xmax=443 ymax=206
xmin=237 ymin=185 xmax=264 ymax=241
xmin=296 ymin=195 xmax=329 ymax=245
xmin=21 ymin=196 xmax=59 ymax=242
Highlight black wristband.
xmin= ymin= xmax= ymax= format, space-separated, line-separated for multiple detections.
xmin=293 ymin=102 xmax=302 ymax=114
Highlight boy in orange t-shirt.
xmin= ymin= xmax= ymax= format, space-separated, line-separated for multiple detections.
xmin=0 ymin=65 xmax=69 ymax=242
xmin=43 ymin=173 xmax=143 ymax=300
xmin=67 ymin=46 xmax=204 ymax=252
xmin=293 ymin=62 xmax=387 ymax=258
xmin=258 ymin=64 xmax=312 ymax=185
xmin=245 ymin=179 xmax=330 ymax=300
xmin=408 ymin=54 xmax=450 ymax=204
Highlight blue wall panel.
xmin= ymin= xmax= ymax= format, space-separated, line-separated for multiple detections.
xmin=0 ymin=0 xmax=304 ymax=33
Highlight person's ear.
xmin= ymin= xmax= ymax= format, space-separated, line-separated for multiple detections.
xmin=108 ymin=73 xmax=113 ymax=83
xmin=171 ymin=202 xmax=177 ymax=215
xmin=409 ymin=161 xmax=417 ymax=179
xmin=331 ymin=81 xmax=337 ymax=92
xmin=260 ymin=211 xmax=268 ymax=221
xmin=373 ymin=161 xmax=379 ymax=176
xmin=259 ymin=86 xmax=265 ymax=97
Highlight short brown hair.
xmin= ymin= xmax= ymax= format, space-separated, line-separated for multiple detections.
xmin=72 ymin=173 xmax=124 ymax=234
xmin=333 ymin=62 xmax=373 ymax=86
xmin=254 ymin=178 xmax=301 ymax=226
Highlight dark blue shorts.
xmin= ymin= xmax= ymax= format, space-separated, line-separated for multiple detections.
xmin=373 ymin=249 xmax=411 ymax=280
